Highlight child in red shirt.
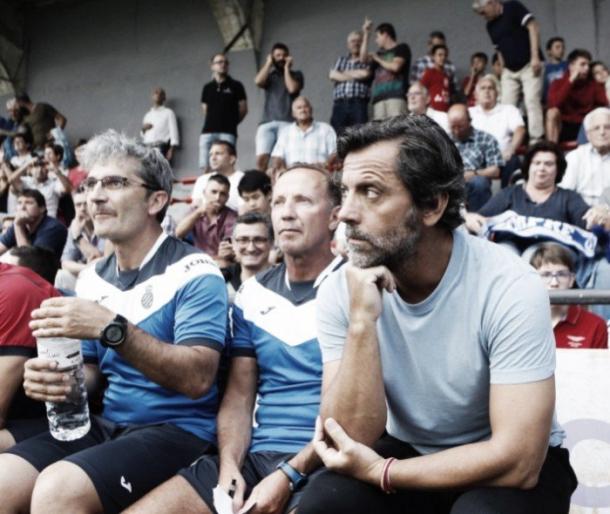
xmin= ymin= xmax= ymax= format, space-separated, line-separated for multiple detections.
xmin=530 ymin=243 xmax=608 ymax=349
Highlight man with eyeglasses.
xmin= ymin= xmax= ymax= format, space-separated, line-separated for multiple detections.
xmin=125 ymin=164 xmax=343 ymax=514
xmin=199 ymin=53 xmax=248 ymax=171
xmin=0 ymin=130 xmax=229 ymax=514
xmin=530 ymin=243 xmax=607 ymax=348
xmin=219 ymin=212 xmax=273 ymax=301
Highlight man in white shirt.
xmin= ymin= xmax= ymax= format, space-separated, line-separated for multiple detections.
xmin=406 ymin=81 xmax=449 ymax=133
xmin=271 ymin=96 xmax=337 ymax=171
xmin=141 ymin=87 xmax=180 ymax=162
xmin=560 ymin=107 xmax=610 ymax=205
xmin=191 ymin=140 xmax=244 ymax=212
xmin=469 ymin=75 xmax=525 ymax=186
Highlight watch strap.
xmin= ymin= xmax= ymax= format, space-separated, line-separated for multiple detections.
xmin=276 ymin=461 xmax=307 ymax=491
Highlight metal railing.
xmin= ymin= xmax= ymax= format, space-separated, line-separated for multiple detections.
xmin=549 ymin=290 xmax=610 ymax=305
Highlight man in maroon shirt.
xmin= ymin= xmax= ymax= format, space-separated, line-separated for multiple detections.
xmin=547 ymin=49 xmax=608 ymax=143
xmin=175 ymin=173 xmax=237 ymax=260
xmin=531 ymin=243 xmax=607 ymax=349
xmin=0 ymin=246 xmax=61 ymax=450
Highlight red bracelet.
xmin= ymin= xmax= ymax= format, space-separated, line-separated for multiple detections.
xmin=380 ymin=457 xmax=396 ymax=494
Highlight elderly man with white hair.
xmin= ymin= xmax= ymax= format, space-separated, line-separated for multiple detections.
xmin=469 ymin=74 xmax=525 ymax=186
xmin=406 ymin=81 xmax=449 ymax=133
xmin=560 ymin=107 xmax=610 ymax=205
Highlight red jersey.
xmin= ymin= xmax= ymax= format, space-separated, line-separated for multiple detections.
xmin=421 ymin=67 xmax=451 ymax=112
xmin=554 ymin=305 xmax=608 ymax=349
xmin=547 ymin=73 xmax=608 ymax=124
xmin=0 ymin=263 xmax=61 ymax=355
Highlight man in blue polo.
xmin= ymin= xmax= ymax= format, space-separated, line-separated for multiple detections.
xmin=0 ymin=130 xmax=228 ymax=514
xmin=126 ymin=164 xmax=343 ymax=514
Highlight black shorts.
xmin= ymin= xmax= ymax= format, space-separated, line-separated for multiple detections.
xmin=5 ymin=415 xmax=215 ymax=514
xmin=5 ymin=417 xmax=49 ymax=443
xmin=179 ymin=450 xmax=324 ymax=513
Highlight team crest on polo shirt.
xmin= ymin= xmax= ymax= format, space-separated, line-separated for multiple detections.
xmin=566 ymin=335 xmax=585 ymax=348
xmin=141 ymin=285 xmax=154 ymax=309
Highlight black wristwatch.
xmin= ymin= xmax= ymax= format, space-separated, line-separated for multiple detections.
xmin=100 ymin=314 xmax=128 ymax=348
xmin=276 ymin=461 xmax=307 ymax=491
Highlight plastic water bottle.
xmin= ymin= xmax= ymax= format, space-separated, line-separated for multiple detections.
xmin=36 ymin=337 xmax=91 ymax=441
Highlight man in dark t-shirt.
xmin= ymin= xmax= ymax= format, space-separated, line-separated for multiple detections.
xmin=254 ymin=42 xmax=304 ymax=171
xmin=360 ymin=18 xmax=410 ymax=120
xmin=0 ymin=189 xmax=67 ymax=260
xmin=199 ymin=53 xmax=248 ymax=171
xmin=474 ymin=0 xmax=544 ymax=142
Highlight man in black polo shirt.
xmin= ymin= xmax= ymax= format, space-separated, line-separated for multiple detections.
xmin=0 ymin=189 xmax=67 ymax=260
xmin=199 ymin=53 xmax=248 ymax=171
xmin=474 ymin=0 xmax=544 ymax=143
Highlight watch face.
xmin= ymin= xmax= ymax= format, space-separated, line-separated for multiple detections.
xmin=106 ymin=324 xmax=124 ymax=343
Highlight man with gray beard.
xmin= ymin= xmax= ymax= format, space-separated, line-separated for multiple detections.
xmin=297 ymin=115 xmax=577 ymax=514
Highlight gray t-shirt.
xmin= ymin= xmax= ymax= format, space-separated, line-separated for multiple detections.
xmin=261 ymin=68 xmax=304 ymax=124
xmin=317 ymin=229 xmax=565 ymax=454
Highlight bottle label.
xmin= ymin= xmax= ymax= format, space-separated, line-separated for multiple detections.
xmin=36 ymin=338 xmax=83 ymax=370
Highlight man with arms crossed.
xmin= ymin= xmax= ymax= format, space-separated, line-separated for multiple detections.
xmin=297 ymin=115 xmax=577 ymax=514
xmin=0 ymin=131 xmax=228 ymax=514
xmin=126 ymin=164 xmax=343 ymax=514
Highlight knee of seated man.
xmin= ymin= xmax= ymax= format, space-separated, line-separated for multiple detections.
xmin=32 ymin=461 xmax=94 ymax=506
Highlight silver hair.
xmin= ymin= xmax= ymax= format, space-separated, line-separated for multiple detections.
xmin=583 ymin=107 xmax=610 ymax=131
xmin=81 ymin=129 xmax=174 ymax=221
xmin=476 ymin=74 xmax=499 ymax=92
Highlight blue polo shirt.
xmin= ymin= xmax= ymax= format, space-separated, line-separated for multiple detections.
xmin=76 ymin=234 xmax=228 ymax=443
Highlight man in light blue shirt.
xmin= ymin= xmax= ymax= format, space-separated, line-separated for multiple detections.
xmin=299 ymin=115 xmax=577 ymax=514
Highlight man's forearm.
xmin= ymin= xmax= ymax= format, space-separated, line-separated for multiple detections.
xmin=385 ymin=437 xmax=542 ymax=491
xmin=284 ymin=70 xmax=300 ymax=94
xmin=288 ymin=442 xmax=321 ymax=475
xmin=61 ymin=260 xmax=86 ymax=275
xmin=117 ymin=323 xmax=219 ymax=399
xmin=175 ymin=210 xmax=201 ymax=239
xmin=321 ymin=319 xmax=386 ymax=446
xmin=527 ymin=21 xmax=541 ymax=63
xmin=509 ymin=127 xmax=526 ymax=155
xmin=14 ymin=224 xmax=31 ymax=247
xmin=477 ymin=165 xmax=500 ymax=179
xmin=254 ymin=63 xmax=272 ymax=87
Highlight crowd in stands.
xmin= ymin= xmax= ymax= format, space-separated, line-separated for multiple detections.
xmin=0 ymin=0 xmax=608 ymax=511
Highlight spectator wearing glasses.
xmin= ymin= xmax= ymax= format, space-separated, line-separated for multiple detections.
xmin=0 ymin=130 xmax=228 ymax=513
xmin=530 ymin=243 xmax=607 ymax=348
xmin=406 ymin=82 xmax=449 ymax=133
xmin=199 ymin=53 xmax=248 ymax=171
xmin=220 ymin=212 xmax=273 ymax=301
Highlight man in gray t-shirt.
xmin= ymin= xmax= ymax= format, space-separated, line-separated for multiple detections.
xmin=297 ymin=115 xmax=576 ymax=514
xmin=253 ymin=42 xmax=304 ymax=171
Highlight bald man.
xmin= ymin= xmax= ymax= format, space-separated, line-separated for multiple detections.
xmin=448 ymin=104 xmax=504 ymax=210
xmin=271 ymin=96 xmax=337 ymax=171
